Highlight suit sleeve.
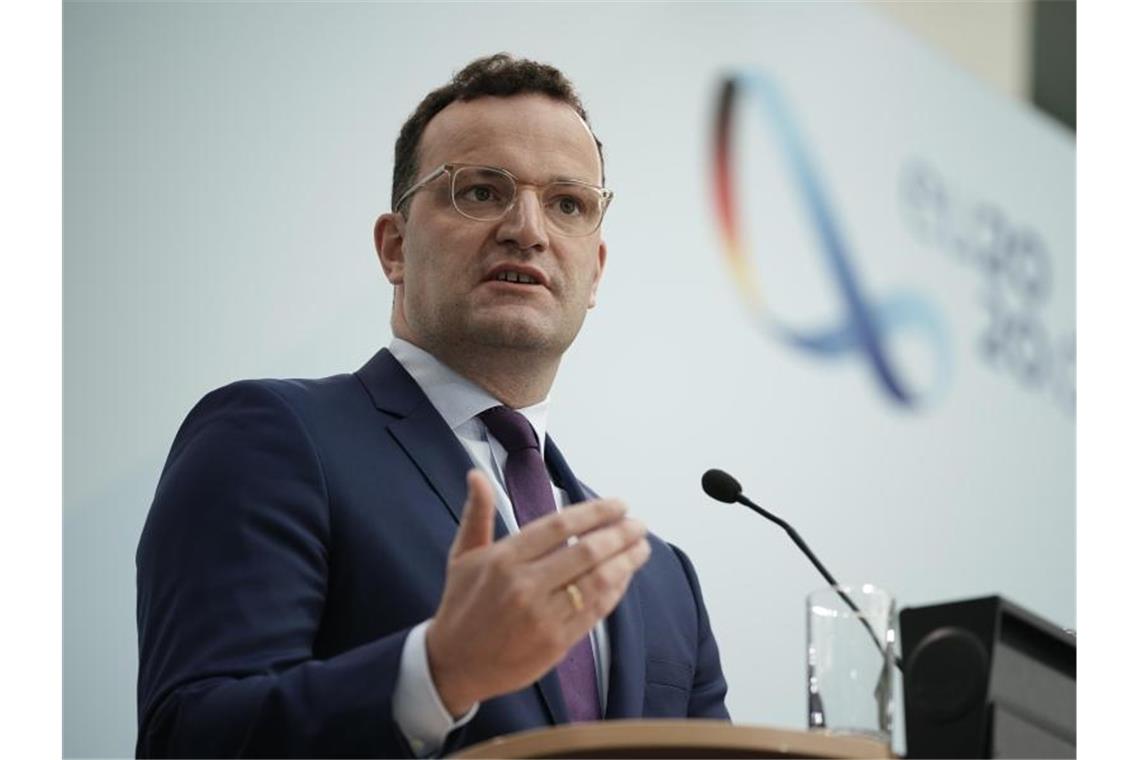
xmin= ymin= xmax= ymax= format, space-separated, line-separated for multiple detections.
xmin=670 ymin=544 xmax=732 ymax=720
xmin=135 ymin=381 xmax=415 ymax=758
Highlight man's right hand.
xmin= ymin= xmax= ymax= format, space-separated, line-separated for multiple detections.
xmin=424 ymin=469 xmax=651 ymax=717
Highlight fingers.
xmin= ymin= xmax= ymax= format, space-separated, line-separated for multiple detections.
xmin=433 ymin=486 xmax=653 ymax=706
xmin=449 ymin=469 xmax=497 ymax=560
xmin=536 ymin=516 xmax=648 ymax=590
xmin=558 ymin=536 xmax=653 ymax=634
xmin=507 ymin=498 xmax=629 ymax=562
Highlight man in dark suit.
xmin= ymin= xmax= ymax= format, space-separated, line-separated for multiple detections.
xmin=136 ymin=54 xmax=729 ymax=758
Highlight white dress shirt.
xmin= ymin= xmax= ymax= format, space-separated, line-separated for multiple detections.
xmin=388 ymin=338 xmax=610 ymax=756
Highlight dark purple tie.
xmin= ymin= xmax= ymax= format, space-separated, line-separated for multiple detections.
xmin=479 ymin=405 xmax=602 ymax=723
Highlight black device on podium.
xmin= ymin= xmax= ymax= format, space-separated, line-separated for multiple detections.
xmin=900 ymin=595 xmax=1076 ymax=758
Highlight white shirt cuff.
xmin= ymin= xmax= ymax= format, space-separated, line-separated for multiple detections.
xmin=393 ymin=620 xmax=479 ymax=757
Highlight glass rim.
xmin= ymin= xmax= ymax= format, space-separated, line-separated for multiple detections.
xmin=807 ymin=583 xmax=894 ymax=599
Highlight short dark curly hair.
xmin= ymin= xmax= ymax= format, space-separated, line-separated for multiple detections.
xmin=391 ymin=53 xmax=605 ymax=212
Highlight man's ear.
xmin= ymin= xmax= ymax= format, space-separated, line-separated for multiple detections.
xmin=375 ymin=212 xmax=406 ymax=285
xmin=588 ymin=240 xmax=607 ymax=308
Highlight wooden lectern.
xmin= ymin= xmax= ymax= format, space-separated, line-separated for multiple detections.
xmin=453 ymin=720 xmax=892 ymax=758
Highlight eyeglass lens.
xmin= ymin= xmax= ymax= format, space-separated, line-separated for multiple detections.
xmin=451 ymin=166 xmax=605 ymax=235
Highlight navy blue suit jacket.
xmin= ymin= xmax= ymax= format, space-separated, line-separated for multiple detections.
xmin=136 ymin=349 xmax=729 ymax=757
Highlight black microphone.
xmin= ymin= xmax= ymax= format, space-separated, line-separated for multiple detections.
xmin=701 ymin=468 xmax=901 ymax=669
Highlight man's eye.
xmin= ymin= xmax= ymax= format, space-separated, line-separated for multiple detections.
xmin=555 ymin=196 xmax=583 ymax=216
xmin=461 ymin=185 xmax=497 ymax=202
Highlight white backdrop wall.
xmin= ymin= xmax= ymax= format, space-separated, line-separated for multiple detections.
xmin=64 ymin=2 xmax=1074 ymax=757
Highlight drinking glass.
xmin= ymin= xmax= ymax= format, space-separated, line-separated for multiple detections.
xmin=807 ymin=584 xmax=896 ymax=743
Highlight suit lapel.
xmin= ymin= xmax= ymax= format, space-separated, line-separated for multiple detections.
xmin=357 ymin=348 xmax=513 ymax=539
xmin=357 ymin=349 xmax=472 ymax=525
xmin=387 ymin=410 xmax=472 ymax=525
xmin=357 ymin=350 xmax=611 ymax=725
xmin=546 ymin=437 xmax=647 ymax=719
xmin=600 ymin=575 xmax=646 ymax=718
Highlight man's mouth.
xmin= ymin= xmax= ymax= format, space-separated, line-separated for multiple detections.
xmin=494 ymin=270 xmax=539 ymax=285
xmin=485 ymin=264 xmax=549 ymax=287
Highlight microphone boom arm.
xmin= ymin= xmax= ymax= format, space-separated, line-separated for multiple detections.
xmin=737 ymin=494 xmax=902 ymax=670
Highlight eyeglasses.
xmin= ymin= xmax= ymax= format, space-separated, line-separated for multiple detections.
xmin=394 ymin=163 xmax=614 ymax=237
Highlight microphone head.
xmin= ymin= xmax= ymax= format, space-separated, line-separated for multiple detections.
xmin=701 ymin=468 xmax=743 ymax=504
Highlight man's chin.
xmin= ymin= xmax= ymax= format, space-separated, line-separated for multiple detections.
xmin=464 ymin=316 xmax=565 ymax=354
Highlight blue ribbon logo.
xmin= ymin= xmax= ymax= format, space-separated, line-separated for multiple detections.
xmin=712 ymin=71 xmax=951 ymax=408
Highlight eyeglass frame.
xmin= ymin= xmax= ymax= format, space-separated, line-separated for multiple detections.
xmin=393 ymin=162 xmax=615 ymax=237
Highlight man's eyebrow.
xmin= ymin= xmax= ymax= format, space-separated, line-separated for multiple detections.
xmin=468 ymin=164 xmax=598 ymax=186
xmin=549 ymin=173 xmax=599 ymax=185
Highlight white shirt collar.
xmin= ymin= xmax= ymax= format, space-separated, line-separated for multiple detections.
xmin=387 ymin=337 xmax=552 ymax=452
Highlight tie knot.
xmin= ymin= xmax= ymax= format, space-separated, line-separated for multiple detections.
xmin=479 ymin=405 xmax=540 ymax=454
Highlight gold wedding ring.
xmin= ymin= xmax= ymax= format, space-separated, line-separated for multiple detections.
xmin=565 ymin=582 xmax=584 ymax=613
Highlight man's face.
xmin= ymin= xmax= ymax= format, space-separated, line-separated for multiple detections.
xmin=378 ymin=94 xmax=607 ymax=361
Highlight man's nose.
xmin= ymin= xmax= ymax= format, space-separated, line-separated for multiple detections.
xmin=495 ymin=188 xmax=549 ymax=252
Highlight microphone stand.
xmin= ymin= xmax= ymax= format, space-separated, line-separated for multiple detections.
xmin=734 ymin=493 xmax=902 ymax=671
xmin=703 ymin=469 xmax=898 ymax=738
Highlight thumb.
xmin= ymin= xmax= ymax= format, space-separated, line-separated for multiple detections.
xmin=450 ymin=469 xmax=496 ymax=559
